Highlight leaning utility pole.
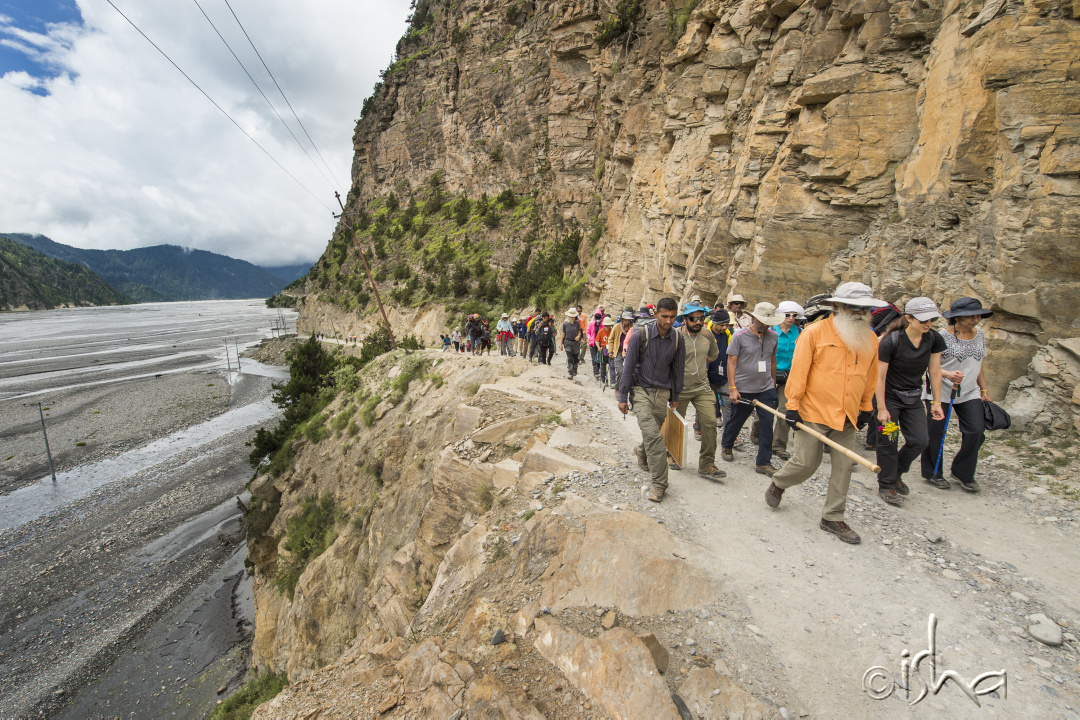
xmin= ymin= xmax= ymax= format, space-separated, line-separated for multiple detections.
xmin=335 ymin=192 xmax=395 ymax=349
xmin=37 ymin=402 xmax=57 ymax=482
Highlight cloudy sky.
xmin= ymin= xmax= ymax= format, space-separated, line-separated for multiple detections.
xmin=0 ymin=0 xmax=411 ymax=267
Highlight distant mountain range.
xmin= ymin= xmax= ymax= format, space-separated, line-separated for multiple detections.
xmin=1 ymin=233 xmax=312 ymax=303
xmin=0 ymin=236 xmax=131 ymax=311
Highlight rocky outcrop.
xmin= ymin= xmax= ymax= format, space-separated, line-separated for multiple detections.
xmin=307 ymin=0 xmax=1078 ymax=400
xmin=1004 ymin=337 xmax=1080 ymax=433
xmin=247 ymin=351 xmax=764 ymax=718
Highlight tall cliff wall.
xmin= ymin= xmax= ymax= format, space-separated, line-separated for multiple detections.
xmin=311 ymin=0 xmax=1079 ymax=399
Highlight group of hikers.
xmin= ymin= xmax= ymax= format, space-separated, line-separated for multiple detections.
xmin=438 ymin=282 xmax=997 ymax=545
xmin=613 ymin=284 xmax=997 ymax=545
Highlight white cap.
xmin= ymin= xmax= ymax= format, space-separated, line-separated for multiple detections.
xmin=777 ymin=300 xmax=806 ymax=320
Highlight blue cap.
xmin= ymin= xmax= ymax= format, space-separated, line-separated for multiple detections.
xmin=679 ymin=302 xmax=708 ymax=318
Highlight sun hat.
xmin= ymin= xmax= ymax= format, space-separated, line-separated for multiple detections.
xmin=620 ymin=310 xmax=635 ymax=321
xmin=565 ymin=308 xmax=579 ymax=317
xmin=776 ymin=300 xmax=806 ymax=320
xmin=711 ymin=308 xmax=730 ymax=324
xmin=602 ymin=316 xmax=615 ymax=326
xmin=501 ymin=312 xmax=509 ymax=318
xmin=748 ymin=301 xmax=783 ymax=325
xmin=905 ymin=297 xmax=942 ymax=322
xmin=824 ymin=282 xmax=888 ymax=308
xmin=728 ymin=294 xmax=746 ymax=305
xmin=690 ymin=294 xmax=701 ymax=303
xmin=943 ymin=297 xmax=993 ymax=319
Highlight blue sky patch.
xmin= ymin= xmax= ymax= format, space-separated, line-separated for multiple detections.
xmin=0 ymin=0 xmax=83 ymax=94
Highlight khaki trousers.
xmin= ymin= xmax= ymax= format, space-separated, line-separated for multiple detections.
xmin=634 ymin=387 xmax=671 ymax=489
xmin=676 ymin=384 xmax=717 ymax=469
xmin=771 ymin=420 xmax=856 ymax=522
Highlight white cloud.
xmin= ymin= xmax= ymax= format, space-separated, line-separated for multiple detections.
xmin=0 ymin=0 xmax=412 ymax=266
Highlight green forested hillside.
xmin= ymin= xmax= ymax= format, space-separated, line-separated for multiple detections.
xmin=2 ymin=233 xmax=293 ymax=301
xmin=0 ymin=237 xmax=132 ymax=311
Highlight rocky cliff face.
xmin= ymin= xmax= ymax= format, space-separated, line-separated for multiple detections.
xmin=313 ymin=0 xmax=1078 ymax=396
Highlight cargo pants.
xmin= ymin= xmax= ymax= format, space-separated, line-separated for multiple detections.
xmin=634 ymin=387 xmax=672 ymax=490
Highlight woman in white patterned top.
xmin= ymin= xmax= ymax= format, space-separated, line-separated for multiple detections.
xmin=921 ymin=297 xmax=993 ymax=492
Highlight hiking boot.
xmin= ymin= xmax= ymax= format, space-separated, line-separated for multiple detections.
xmin=773 ymin=450 xmax=791 ymax=461
xmin=954 ymin=474 xmax=981 ymax=493
xmin=878 ymin=488 xmax=903 ymax=506
xmin=925 ymin=475 xmax=951 ymax=490
xmin=721 ymin=447 xmax=734 ymax=462
xmin=647 ymin=485 xmax=665 ymax=503
xmin=668 ymin=460 xmax=681 ymax=470
xmin=699 ymin=465 xmax=726 ymax=481
xmin=755 ymin=464 xmax=777 ymax=477
xmin=896 ymin=479 xmax=910 ymax=496
xmin=820 ymin=519 xmax=861 ymax=544
xmin=765 ymin=482 xmax=784 ymax=509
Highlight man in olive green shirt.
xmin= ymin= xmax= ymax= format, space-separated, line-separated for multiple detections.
xmin=676 ymin=302 xmax=725 ymax=479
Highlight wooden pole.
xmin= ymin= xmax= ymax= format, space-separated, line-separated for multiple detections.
xmin=224 ymin=340 xmax=232 ymax=371
xmin=335 ymin=192 xmax=395 ymax=349
xmin=37 ymin=403 xmax=57 ymax=482
xmin=750 ymin=400 xmax=881 ymax=473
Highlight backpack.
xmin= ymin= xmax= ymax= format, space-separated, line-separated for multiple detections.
xmin=538 ymin=321 xmax=554 ymax=345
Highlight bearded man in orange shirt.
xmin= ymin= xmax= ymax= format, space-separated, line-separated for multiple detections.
xmin=764 ymin=282 xmax=885 ymax=544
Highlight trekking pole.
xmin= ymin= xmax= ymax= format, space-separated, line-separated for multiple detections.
xmin=745 ymin=399 xmax=881 ymax=473
xmin=932 ymin=386 xmax=961 ymax=478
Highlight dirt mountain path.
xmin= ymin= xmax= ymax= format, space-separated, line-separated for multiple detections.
xmin=499 ymin=353 xmax=1079 ymax=718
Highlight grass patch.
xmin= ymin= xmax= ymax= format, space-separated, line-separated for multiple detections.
xmin=208 ymin=670 xmax=288 ymax=720
xmin=474 ymin=479 xmax=495 ymax=512
xmin=550 ymin=480 xmax=564 ymax=495
xmin=303 ymin=413 xmax=329 ymax=444
xmin=360 ymin=395 xmax=383 ymax=427
xmin=74 ymin=441 xmax=86 ymax=447
xmin=275 ymin=496 xmax=343 ymax=597
xmin=542 ymin=412 xmax=564 ymax=425
xmin=392 ymin=355 xmax=430 ymax=396
xmin=488 ymin=536 xmax=508 ymax=562
xmin=466 ymin=382 xmax=480 ymax=396
xmin=522 ymin=509 xmax=535 ymax=522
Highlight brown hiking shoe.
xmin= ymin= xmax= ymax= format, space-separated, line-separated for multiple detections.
xmin=765 ymin=482 xmax=784 ymax=509
xmin=647 ymin=485 xmax=665 ymax=503
xmin=820 ymin=519 xmax=861 ymax=544
xmin=699 ymin=465 xmax=726 ymax=481
xmin=721 ymin=447 xmax=734 ymax=462
xmin=755 ymin=464 xmax=777 ymax=477
xmin=878 ymin=488 xmax=903 ymax=506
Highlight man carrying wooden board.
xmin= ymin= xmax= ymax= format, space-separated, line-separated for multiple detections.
xmin=764 ymin=282 xmax=884 ymax=545
xmin=617 ymin=297 xmax=684 ymax=503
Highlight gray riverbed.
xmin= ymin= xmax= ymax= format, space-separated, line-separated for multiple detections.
xmin=0 ymin=300 xmax=295 ymax=718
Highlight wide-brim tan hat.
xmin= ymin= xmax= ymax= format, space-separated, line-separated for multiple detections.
xmin=825 ymin=282 xmax=888 ymax=308
xmin=602 ymin=317 xmax=615 ymax=326
xmin=501 ymin=313 xmax=509 ymax=318
xmin=728 ymin=294 xmax=746 ymax=304
xmin=749 ymin=301 xmax=782 ymax=325
xmin=565 ymin=309 xmax=579 ymax=317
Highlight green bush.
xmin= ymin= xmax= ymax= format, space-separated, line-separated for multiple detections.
xmin=596 ymin=0 xmax=644 ymax=48
xmin=303 ymin=414 xmax=329 ymax=444
xmin=208 ymin=670 xmax=288 ymax=720
xmin=275 ymin=496 xmax=343 ymax=597
xmin=667 ymin=0 xmax=701 ymax=44
xmin=245 ymin=496 xmax=280 ymax=542
xmin=360 ymin=395 xmax=382 ymax=427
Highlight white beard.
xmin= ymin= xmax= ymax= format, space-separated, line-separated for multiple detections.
xmin=832 ymin=310 xmax=876 ymax=355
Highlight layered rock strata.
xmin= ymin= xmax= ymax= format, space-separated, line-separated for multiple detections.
xmin=319 ymin=0 xmax=1079 ymax=399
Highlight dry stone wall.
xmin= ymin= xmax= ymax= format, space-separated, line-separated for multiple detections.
xmin=321 ymin=0 xmax=1079 ymax=399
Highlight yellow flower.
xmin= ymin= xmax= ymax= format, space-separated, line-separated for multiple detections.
xmin=878 ymin=421 xmax=900 ymax=442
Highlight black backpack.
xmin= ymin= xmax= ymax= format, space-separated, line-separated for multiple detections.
xmin=538 ymin=322 xmax=554 ymax=345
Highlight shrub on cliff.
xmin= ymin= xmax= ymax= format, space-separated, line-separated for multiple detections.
xmin=275 ymin=495 xmax=343 ymax=597
xmin=208 ymin=669 xmax=288 ymax=720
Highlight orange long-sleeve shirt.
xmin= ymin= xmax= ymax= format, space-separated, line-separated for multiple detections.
xmin=784 ymin=316 xmax=878 ymax=432
xmin=596 ymin=326 xmax=612 ymax=350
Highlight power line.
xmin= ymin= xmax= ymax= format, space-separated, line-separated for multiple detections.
xmin=191 ymin=0 xmax=339 ymax=195
xmin=105 ymin=0 xmax=334 ymax=214
xmin=222 ymin=0 xmax=346 ymax=192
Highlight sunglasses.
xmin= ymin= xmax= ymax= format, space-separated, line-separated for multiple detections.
xmin=784 ymin=313 xmax=799 ymax=318
xmin=686 ymin=315 xmax=705 ymax=322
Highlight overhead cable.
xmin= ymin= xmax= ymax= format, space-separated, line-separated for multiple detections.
xmin=222 ymin=0 xmax=346 ymax=192
xmin=105 ymin=0 xmax=334 ymax=214
xmin=191 ymin=0 xmax=339 ymax=195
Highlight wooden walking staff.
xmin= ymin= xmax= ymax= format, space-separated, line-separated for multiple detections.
xmin=749 ymin=400 xmax=881 ymax=473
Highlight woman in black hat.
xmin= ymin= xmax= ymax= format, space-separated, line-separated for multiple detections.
xmin=920 ymin=297 xmax=993 ymax=493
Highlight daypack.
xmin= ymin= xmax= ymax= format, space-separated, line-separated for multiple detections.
xmin=538 ymin=322 xmax=554 ymax=345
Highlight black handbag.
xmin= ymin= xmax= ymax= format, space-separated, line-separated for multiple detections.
xmin=983 ymin=400 xmax=1011 ymax=431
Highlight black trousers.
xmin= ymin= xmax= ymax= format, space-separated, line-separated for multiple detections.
xmin=590 ymin=345 xmax=602 ymax=376
xmin=921 ymin=398 xmax=985 ymax=482
xmin=538 ymin=343 xmax=554 ymax=364
xmin=564 ymin=340 xmax=580 ymax=377
xmin=720 ymin=388 xmax=777 ymax=466
xmin=876 ymin=398 xmax=928 ymax=489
